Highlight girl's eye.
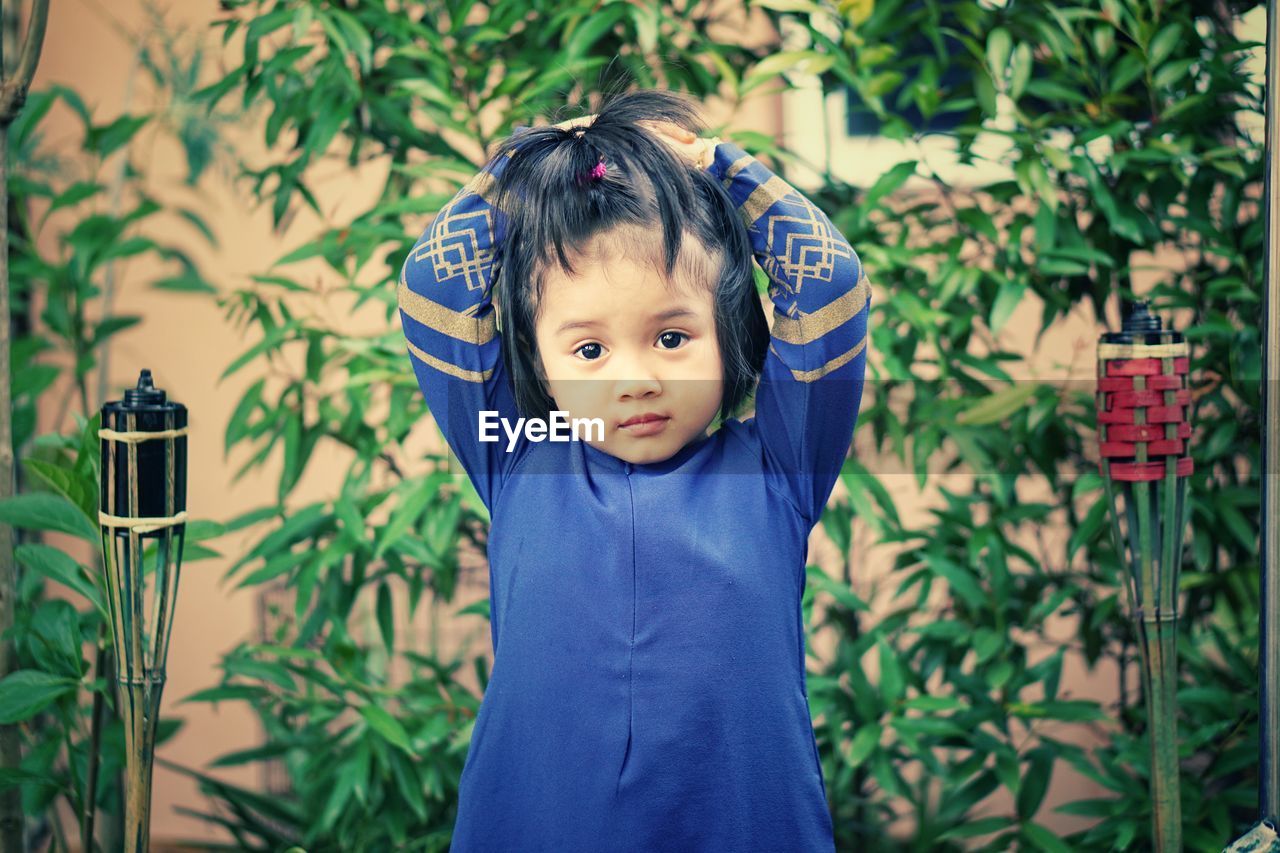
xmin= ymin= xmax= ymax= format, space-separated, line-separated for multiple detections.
xmin=574 ymin=342 xmax=604 ymax=361
xmin=658 ymin=331 xmax=688 ymax=349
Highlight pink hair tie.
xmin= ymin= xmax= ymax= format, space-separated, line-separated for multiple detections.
xmin=579 ymin=154 xmax=607 ymax=186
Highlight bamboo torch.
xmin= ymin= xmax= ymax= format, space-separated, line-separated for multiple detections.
xmin=1097 ymin=299 xmax=1193 ymax=851
xmin=97 ymin=369 xmax=188 ymax=851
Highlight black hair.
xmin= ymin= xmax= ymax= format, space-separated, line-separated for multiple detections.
xmin=486 ymin=87 xmax=770 ymax=424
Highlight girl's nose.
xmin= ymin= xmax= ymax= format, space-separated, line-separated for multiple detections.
xmin=611 ymin=352 xmax=663 ymax=399
xmin=616 ymin=375 xmax=662 ymax=400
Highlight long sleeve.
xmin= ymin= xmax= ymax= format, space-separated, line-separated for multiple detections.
xmin=396 ymin=142 xmax=526 ymax=516
xmin=706 ymin=140 xmax=872 ymax=529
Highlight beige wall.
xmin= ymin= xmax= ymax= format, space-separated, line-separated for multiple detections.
xmin=25 ymin=0 xmax=1251 ymax=848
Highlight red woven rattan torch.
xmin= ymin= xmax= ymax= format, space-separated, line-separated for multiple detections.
xmin=1096 ymin=299 xmax=1193 ymax=852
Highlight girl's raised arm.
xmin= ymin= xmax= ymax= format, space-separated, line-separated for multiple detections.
xmin=707 ymin=139 xmax=872 ymax=529
xmin=396 ymin=139 xmax=528 ymax=515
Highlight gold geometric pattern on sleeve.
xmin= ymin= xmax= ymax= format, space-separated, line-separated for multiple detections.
xmin=718 ymin=151 xmax=856 ymax=308
xmin=771 ymin=266 xmax=872 ymax=346
xmin=397 ymin=267 xmax=496 ymax=345
xmin=769 ymin=332 xmax=868 ymax=383
xmin=752 ymin=184 xmax=855 ymax=304
xmin=412 ymin=189 xmax=497 ymax=294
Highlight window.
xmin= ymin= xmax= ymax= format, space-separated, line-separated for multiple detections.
xmin=842 ymin=0 xmax=972 ymax=138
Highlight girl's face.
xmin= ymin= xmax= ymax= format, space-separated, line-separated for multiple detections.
xmin=533 ymin=254 xmax=724 ymax=466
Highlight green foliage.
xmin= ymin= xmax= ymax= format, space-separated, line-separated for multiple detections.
xmin=3 ymin=12 xmax=231 ymax=847
xmin=5 ymin=0 xmax=1268 ymax=850
xmin=194 ymin=0 xmax=1268 ymax=848
xmin=794 ymin=0 xmax=1266 ymax=848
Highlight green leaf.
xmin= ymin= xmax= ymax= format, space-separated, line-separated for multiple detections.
xmin=0 ymin=493 xmax=99 ymax=541
xmin=1067 ymin=498 xmax=1109 ymax=565
xmin=1016 ymin=747 xmax=1055 ymax=819
xmin=177 ymin=684 xmax=266 ymax=706
xmin=152 ymin=272 xmax=217 ymax=293
xmin=956 ymin=382 xmax=1037 ymax=427
xmin=374 ymin=482 xmax=437 ymax=560
xmin=743 ymin=51 xmax=835 ymax=94
xmin=390 ymin=750 xmax=428 ymax=821
xmin=988 ymin=276 xmax=1027 ymax=336
xmin=1217 ymin=502 xmax=1257 ymax=553
xmin=806 ymin=565 xmax=870 ymax=612
xmin=565 ymin=4 xmax=629 ymax=61
xmin=863 ymin=160 xmax=918 ymax=210
xmin=455 ymin=598 xmax=490 ymax=621
xmin=995 ymin=744 xmax=1020 ymax=797
xmin=224 ymin=656 xmax=296 ymax=692
xmin=219 ymin=320 xmax=296 ymax=381
xmin=234 ymin=548 xmax=309 ymax=590
xmin=937 ymin=816 xmax=1013 ymax=840
xmin=100 ymin=239 xmax=156 ymax=264
xmin=87 ymin=113 xmax=151 ymax=158
xmin=1146 ymin=22 xmax=1182 ymax=68
xmin=20 ymin=456 xmax=95 ymax=522
xmin=317 ymin=759 xmax=360 ymax=834
xmin=902 ymin=695 xmax=967 ymax=712
xmin=208 ymin=742 xmax=292 ymax=768
xmin=974 ymin=68 xmax=998 ymax=117
xmin=47 ymin=180 xmax=104 ymax=216
xmin=890 ymin=714 xmax=965 ymax=738
xmin=14 ymin=544 xmax=106 ymax=618
xmin=846 ymin=723 xmax=880 ymax=767
xmin=328 ymin=9 xmax=372 ymax=75
xmin=1009 ymin=699 xmax=1105 ymax=722
xmin=1022 ymin=820 xmax=1073 ymax=853
xmin=877 ymin=637 xmax=904 ymax=705
xmin=0 ymin=766 xmax=62 ymax=792
xmin=987 ymin=28 xmax=1012 ymax=84
xmin=272 ymin=241 xmax=324 ymax=268
xmin=0 ymin=671 xmax=78 ymax=723
xmin=922 ymin=553 xmax=987 ymax=610
xmin=1009 ymin=42 xmax=1032 ymax=101
xmin=376 ymin=581 xmax=395 ymax=655
xmin=225 ymin=377 xmax=265 ymax=454
xmin=360 ymin=704 xmax=414 ymax=755
xmin=225 ymin=503 xmax=327 ymax=580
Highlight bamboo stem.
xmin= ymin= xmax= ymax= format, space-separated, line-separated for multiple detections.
xmin=0 ymin=2 xmax=52 ymax=850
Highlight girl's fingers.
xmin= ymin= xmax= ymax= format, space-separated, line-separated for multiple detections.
xmin=640 ymin=119 xmax=694 ymax=143
xmin=552 ymin=113 xmax=598 ymax=131
xmin=554 ymin=117 xmax=702 ymax=166
xmin=637 ymin=121 xmax=704 ymax=167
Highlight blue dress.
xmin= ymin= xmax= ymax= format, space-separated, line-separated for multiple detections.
xmin=397 ymin=132 xmax=871 ymax=852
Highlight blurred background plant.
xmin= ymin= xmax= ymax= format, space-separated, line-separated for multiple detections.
xmin=0 ymin=2 xmax=238 ymax=850
xmin=0 ymin=0 xmax=1268 ymax=850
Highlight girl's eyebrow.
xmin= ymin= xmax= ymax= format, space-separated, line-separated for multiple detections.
xmin=554 ymin=307 xmax=701 ymax=336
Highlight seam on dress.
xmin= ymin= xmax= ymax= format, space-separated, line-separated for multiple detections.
xmin=490 ymin=434 xmax=540 ymax=520
xmin=617 ymin=472 xmax=637 ymax=797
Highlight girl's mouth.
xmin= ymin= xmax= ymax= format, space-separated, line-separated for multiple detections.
xmin=618 ymin=417 xmax=670 ymax=437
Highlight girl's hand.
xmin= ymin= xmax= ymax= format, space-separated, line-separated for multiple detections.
xmin=551 ymin=113 xmax=598 ymax=132
xmin=637 ymin=119 xmax=720 ymax=171
xmin=547 ymin=114 xmax=719 ymax=170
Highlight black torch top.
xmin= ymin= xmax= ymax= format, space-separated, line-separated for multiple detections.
xmin=1100 ymin=299 xmax=1185 ymax=345
xmin=99 ymin=369 xmax=188 ymax=530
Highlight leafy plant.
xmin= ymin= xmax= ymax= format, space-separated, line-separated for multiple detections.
xmin=5 ymin=0 xmax=1267 ymax=850
xmin=0 ymin=6 xmax=229 ymax=848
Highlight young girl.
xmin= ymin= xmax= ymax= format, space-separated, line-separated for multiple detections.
xmin=397 ymin=88 xmax=871 ymax=851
